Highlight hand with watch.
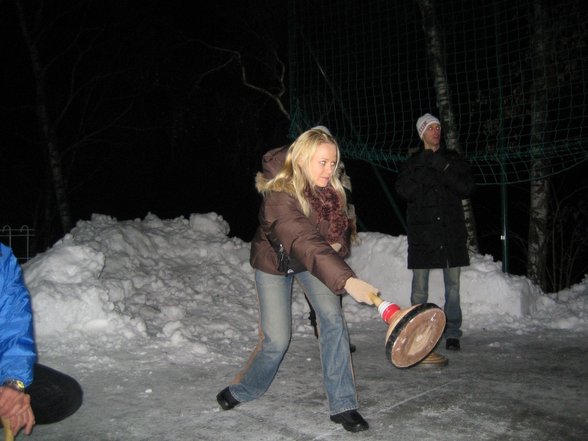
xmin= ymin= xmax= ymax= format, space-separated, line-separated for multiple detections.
xmin=0 ymin=379 xmax=36 ymax=437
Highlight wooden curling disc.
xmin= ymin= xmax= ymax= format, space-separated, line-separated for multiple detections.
xmin=384 ymin=303 xmax=446 ymax=368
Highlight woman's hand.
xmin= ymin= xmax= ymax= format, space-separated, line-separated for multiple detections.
xmin=0 ymin=387 xmax=36 ymax=436
xmin=344 ymin=277 xmax=379 ymax=305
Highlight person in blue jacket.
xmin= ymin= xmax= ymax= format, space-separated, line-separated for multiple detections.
xmin=0 ymin=243 xmax=82 ymax=437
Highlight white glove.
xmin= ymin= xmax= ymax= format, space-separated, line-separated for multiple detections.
xmin=344 ymin=277 xmax=379 ymax=305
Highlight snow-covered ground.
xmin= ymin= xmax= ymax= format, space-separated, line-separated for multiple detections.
xmin=12 ymin=212 xmax=588 ymax=440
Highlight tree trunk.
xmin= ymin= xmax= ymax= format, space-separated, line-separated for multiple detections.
xmin=14 ymin=0 xmax=73 ymax=236
xmin=417 ymin=0 xmax=479 ymax=253
xmin=527 ymin=0 xmax=551 ymax=289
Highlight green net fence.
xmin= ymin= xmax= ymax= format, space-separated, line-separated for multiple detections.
xmin=288 ymin=0 xmax=587 ymax=185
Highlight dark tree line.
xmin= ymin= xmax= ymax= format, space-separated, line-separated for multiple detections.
xmin=1 ymin=0 xmax=290 ymax=252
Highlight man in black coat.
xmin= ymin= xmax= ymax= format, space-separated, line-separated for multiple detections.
xmin=395 ymin=113 xmax=475 ymax=353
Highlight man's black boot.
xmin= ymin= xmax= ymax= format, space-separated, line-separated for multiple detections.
xmin=446 ymin=338 xmax=461 ymax=351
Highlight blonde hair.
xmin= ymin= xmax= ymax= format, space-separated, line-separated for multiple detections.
xmin=255 ymin=128 xmax=347 ymax=216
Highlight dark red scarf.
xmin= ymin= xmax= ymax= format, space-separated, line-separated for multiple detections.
xmin=305 ymin=186 xmax=349 ymax=243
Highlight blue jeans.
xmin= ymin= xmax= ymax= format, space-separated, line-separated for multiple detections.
xmin=411 ymin=267 xmax=462 ymax=339
xmin=228 ymin=270 xmax=358 ymax=415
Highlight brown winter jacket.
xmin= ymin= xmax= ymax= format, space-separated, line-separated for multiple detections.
xmin=250 ymin=189 xmax=355 ymax=295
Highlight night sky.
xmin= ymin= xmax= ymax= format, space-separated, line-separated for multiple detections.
xmin=2 ymin=1 xmax=294 ymax=242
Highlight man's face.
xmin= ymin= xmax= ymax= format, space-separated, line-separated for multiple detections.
xmin=422 ymin=123 xmax=441 ymax=151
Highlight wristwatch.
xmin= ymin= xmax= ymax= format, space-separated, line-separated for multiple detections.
xmin=2 ymin=379 xmax=26 ymax=392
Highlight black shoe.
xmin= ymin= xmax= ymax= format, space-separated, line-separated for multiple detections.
xmin=309 ymin=309 xmax=319 ymax=339
xmin=216 ymin=387 xmax=239 ymax=410
xmin=349 ymin=343 xmax=356 ymax=353
xmin=446 ymin=338 xmax=461 ymax=351
xmin=330 ymin=410 xmax=369 ymax=432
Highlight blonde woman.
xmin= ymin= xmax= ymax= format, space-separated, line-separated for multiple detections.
xmin=216 ymin=128 xmax=378 ymax=433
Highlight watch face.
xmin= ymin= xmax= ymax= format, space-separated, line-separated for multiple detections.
xmin=4 ymin=379 xmax=25 ymax=392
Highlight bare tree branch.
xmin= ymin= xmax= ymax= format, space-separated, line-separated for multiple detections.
xmin=193 ymin=40 xmax=290 ymax=120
